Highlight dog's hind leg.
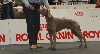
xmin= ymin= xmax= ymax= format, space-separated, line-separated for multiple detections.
xmin=77 ymin=36 xmax=83 ymax=48
xmin=78 ymin=32 xmax=87 ymax=48
xmin=71 ymin=29 xmax=82 ymax=47
xmin=75 ymin=29 xmax=87 ymax=48
xmin=71 ymin=29 xmax=87 ymax=48
xmin=81 ymin=35 xmax=87 ymax=48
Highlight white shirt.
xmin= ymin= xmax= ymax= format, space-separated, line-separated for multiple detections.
xmin=22 ymin=0 xmax=49 ymax=8
xmin=3 ymin=0 xmax=13 ymax=4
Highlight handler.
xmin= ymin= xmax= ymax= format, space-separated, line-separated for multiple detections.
xmin=22 ymin=0 xmax=49 ymax=49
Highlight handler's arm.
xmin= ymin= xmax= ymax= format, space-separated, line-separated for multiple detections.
xmin=41 ymin=0 xmax=49 ymax=8
xmin=22 ymin=0 xmax=30 ymax=8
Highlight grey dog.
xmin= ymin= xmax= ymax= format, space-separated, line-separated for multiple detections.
xmin=39 ymin=9 xmax=87 ymax=50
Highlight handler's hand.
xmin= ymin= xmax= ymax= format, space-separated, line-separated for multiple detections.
xmin=42 ymin=7 xmax=49 ymax=10
xmin=12 ymin=2 xmax=16 ymax=6
xmin=29 ymin=5 xmax=34 ymax=10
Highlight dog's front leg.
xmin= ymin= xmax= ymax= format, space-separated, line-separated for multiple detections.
xmin=52 ymin=32 xmax=57 ymax=50
xmin=48 ymin=32 xmax=53 ymax=49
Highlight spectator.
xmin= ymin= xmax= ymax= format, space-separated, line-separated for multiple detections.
xmin=0 ymin=0 xmax=2 ymax=19
xmin=95 ymin=0 xmax=100 ymax=8
xmin=90 ymin=0 xmax=96 ymax=4
xmin=58 ymin=0 xmax=62 ymax=5
xmin=48 ymin=0 xmax=58 ymax=5
xmin=1 ymin=0 xmax=16 ymax=20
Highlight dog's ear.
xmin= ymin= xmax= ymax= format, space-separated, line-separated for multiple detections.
xmin=47 ymin=9 xmax=51 ymax=18
xmin=47 ymin=9 xmax=50 ymax=12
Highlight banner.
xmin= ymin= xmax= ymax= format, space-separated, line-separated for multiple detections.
xmin=0 ymin=20 xmax=10 ymax=45
xmin=50 ymin=9 xmax=100 ymax=18
xmin=15 ymin=4 xmax=96 ymax=11
xmin=8 ymin=19 xmax=28 ymax=44
xmin=9 ymin=17 xmax=100 ymax=44
xmin=0 ymin=9 xmax=100 ymax=45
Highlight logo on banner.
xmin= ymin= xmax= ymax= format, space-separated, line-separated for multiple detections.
xmin=91 ymin=16 xmax=98 ymax=17
xmin=75 ymin=12 xmax=84 ymax=16
xmin=16 ymin=33 xmax=28 ymax=41
xmin=15 ymin=30 xmax=100 ymax=42
xmin=0 ymin=34 xmax=5 ymax=42
xmin=83 ymin=31 xmax=100 ymax=38
xmin=40 ymin=24 xmax=48 ymax=31
xmin=16 ymin=33 xmax=44 ymax=41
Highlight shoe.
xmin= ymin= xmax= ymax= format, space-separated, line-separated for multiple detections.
xmin=36 ymin=44 xmax=43 ymax=48
xmin=30 ymin=44 xmax=37 ymax=49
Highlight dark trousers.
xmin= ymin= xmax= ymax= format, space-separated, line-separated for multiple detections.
xmin=22 ymin=3 xmax=40 ymax=46
xmin=90 ymin=0 xmax=96 ymax=4
xmin=1 ymin=2 xmax=15 ymax=20
xmin=48 ymin=0 xmax=56 ymax=5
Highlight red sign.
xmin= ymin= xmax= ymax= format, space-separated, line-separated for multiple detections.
xmin=75 ymin=12 xmax=84 ymax=16
xmin=0 ymin=34 xmax=5 ymax=42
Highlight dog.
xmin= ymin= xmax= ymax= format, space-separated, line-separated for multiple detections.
xmin=39 ymin=9 xmax=87 ymax=50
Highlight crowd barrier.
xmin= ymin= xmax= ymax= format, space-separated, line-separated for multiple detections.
xmin=15 ymin=4 xmax=96 ymax=11
xmin=48 ymin=4 xmax=96 ymax=9
xmin=0 ymin=9 xmax=100 ymax=45
xmin=0 ymin=17 xmax=100 ymax=45
xmin=50 ymin=9 xmax=100 ymax=18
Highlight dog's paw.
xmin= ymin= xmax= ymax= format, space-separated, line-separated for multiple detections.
xmin=48 ymin=47 xmax=56 ymax=50
xmin=79 ymin=44 xmax=83 ymax=48
xmin=51 ymin=47 xmax=56 ymax=50
xmin=84 ymin=45 xmax=87 ymax=48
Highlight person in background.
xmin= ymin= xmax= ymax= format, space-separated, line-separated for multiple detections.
xmin=48 ymin=0 xmax=58 ymax=5
xmin=22 ymin=0 xmax=49 ymax=49
xmin=95 ymin=0 xmax=100 ymax=8
xmin=1 ymin=0 xmax=16 ymax=20
xmin=90 ymin=0 xmax=96 ymax=4
xmin=0 ymin=0 xmax=2 ymax=19
xmin=58 ymin=0 xmax=62 ymax=5
xmin=0 ymin=0 xmax=2 ymax=8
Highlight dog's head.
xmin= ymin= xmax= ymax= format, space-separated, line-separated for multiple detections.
xmin=39 ymin=9 xmax=51 ymax=18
